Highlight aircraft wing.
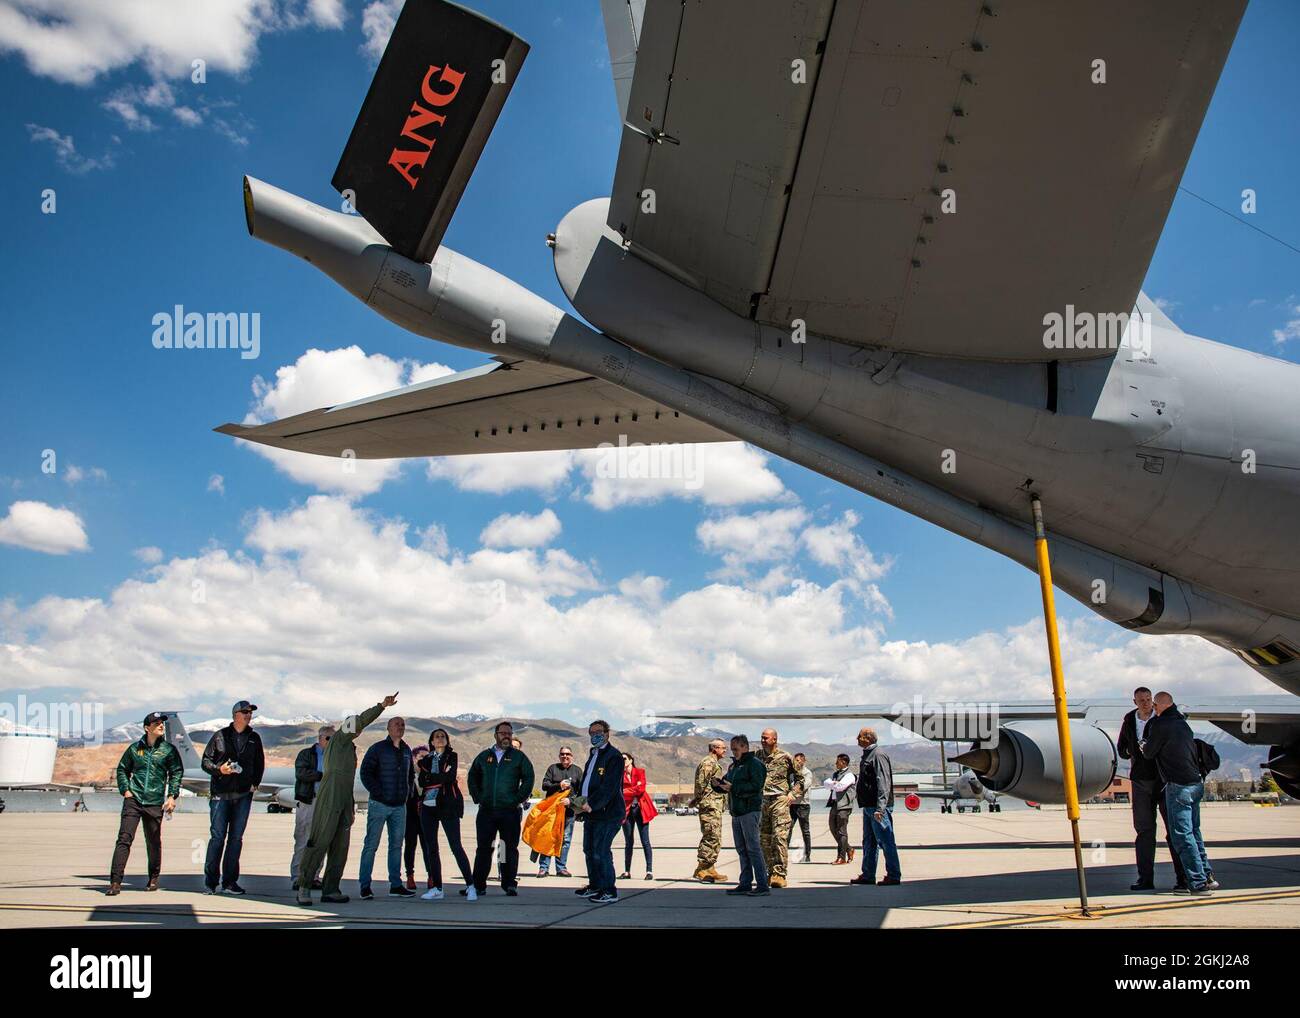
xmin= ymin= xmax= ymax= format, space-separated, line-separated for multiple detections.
xmin=216 ymin=357 xmax=733 ymax=458
xmin=659 ymin=696 xmax=1300 ymax=739
xmin=606 ymin=0 xmax=1244 ymax=360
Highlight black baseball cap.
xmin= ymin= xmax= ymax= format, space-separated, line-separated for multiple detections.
xmin=232 ymin=700 xmax=258 ymax=713
xmin=142 ymin=711 xmax=168 ymax=726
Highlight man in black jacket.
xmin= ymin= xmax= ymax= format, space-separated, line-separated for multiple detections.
xmin=290 ymin=724 xmax=333 ymax=891
xmin=200 ymin=699 xmax=265 ymax=894
xmin=357 ymin=716 xmax=415 ymax=898
xmin=1140 ymin=692 xmax=1213 ymax=894
xmin=538 ymin=746 xmax=583 ymax=877
xmin=1117 ymin=686 xmax=1185 ymax=890
xmin=575 ymin=720 xmax=626 ymax=903
xmin=850 ymin=727 xmax=901 ymax=886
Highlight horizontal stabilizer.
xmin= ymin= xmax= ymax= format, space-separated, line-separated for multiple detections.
xmin=216 ymin=358 xmax=733 ymax=459
xmin=332 ymin=0 xmax=529 ymax=263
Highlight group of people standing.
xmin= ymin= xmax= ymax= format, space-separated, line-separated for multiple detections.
xmin=108 ymin=691 xmax=1224 ymax=904
xmin=689 ymin=726 xmax=901 ymax=895
xmin=1118 ymin=687 xmax=1219 ymax=894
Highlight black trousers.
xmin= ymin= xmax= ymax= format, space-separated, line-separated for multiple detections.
xmin=621 ymin=808 xmax=653 ymax=872
xmin=471 ymin=806 xmax=521 ymax=891
xmin=110 ymin=797 xmax=163 ymax=883
xmin=419 ymin=808 xmax=474 ymax=889
xmin=1132 ymin=777 xmax=1186 ymax=883
xmin=828 ymin=808 xmax=852 ymax=860
xmin=787 ymin=803 xmax=812 ymax=854
xmin=403 ymin=798 xmax=425 ymax=874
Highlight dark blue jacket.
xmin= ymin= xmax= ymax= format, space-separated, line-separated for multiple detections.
xmin=578 ymin=742 xmax=626 ymax=823
xmin=360 ymin=738 xmax=413 ymax=807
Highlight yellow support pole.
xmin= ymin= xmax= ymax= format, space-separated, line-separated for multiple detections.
xmin=1030 ymin=495 xmax=1091 ymax=916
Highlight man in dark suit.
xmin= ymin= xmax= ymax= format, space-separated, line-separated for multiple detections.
xmin=575 ymin=719 xmax=626 ymax=904
xmin=1117 ymin=686 xmax=1186 ymax=891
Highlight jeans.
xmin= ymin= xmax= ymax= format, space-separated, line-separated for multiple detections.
xmin=622 ymin=808 xmax=653 ymax=873
xmin=539 ymin=813 xmax=575 ymax=872
xmin=732 ymin=811 xmax=768 ymax=891
xmin=472 ymin=806 xmax=522 ymax=891
xmin=205 ymin=794 xmax=252 ymax=890
xmin=358 ymin=799 xmax=407 ymax=890
xmin=1164 ymin=781 xmax=1209 ymax=888
xmin=862 ymin=808 xmax=901 ymax=880
xmin=582 ymin=814 xmax=622 ymax=894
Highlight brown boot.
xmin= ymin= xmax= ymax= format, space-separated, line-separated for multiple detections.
xmin=770 ymin=874 xmax=786 ymax=888
xmin=405 ymin=870 xmax=416 ymax=891
xmin=848 ymin=848 xmax=856 ymax=861
xmin=707 ymin=868 xmax=729 ymax=882
xmin=145 ymin=877 xmax=159 ymax=892
xmin=693 ymin=865 xmax=714 ymax=882
xmin=106 ymin=882 xmax=121 ymax=896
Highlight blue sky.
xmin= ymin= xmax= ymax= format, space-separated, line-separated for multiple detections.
xmin=1 ymin=1 xmax=1297 ymax=738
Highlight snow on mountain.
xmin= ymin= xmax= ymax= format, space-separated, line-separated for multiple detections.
xmin=632 ymin=720 xmax=730 ymax=740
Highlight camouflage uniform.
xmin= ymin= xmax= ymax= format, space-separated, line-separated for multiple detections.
xmin=758 ymin=745 xmax=804 ymax=882
xmin=693 ymin=754 xmax=727 ymax=870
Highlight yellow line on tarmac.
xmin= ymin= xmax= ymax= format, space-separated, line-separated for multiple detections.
xmin=943 ymin=888 xmax=1300 ymax=929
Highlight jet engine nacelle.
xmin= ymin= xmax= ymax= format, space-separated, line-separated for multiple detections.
xmin=274 ymin=787 xmax=298 ymax=810
xmin=952 ymin=721 xmax=1117 ymax=804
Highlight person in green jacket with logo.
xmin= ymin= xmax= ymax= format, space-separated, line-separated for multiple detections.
xmin=108 ymin=711 xmax=183 ymax=895
xmin=297 ymin=692 xmax=399 ymax=906
xmin=467 ymin=720 xmax=534 ymax=896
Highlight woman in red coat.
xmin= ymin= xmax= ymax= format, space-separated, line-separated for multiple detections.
xmin=619 ymin=753 xmax=658 ymax=879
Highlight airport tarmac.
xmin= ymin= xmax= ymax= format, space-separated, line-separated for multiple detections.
xmin=0 ymin=805 xmax=1296 ymax=929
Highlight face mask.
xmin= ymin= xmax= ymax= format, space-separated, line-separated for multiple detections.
xmin=590 ymin=733 xmax=606 ymax=748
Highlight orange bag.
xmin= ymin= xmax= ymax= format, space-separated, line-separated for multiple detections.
xmin=522 ymin=789 xmax=569 ymax=857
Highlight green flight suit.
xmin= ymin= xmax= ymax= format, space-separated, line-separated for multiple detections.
xmin=298 ymin=702 xmax=385 ymax=896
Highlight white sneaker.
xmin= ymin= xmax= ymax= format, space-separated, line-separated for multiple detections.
xmin=465 ymin=886 xmax=478 ymax=901
xmin=421 ymin=888 xmax=444 ymax=900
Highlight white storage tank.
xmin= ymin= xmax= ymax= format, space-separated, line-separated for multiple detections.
xmin=0 ymin=719 xmax=58 ymax=786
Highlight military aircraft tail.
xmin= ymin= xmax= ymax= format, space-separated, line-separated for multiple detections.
xmin=161 ymin=712 xmax=202 ymax=771
xmin=331 ymin=0 xmax=529 ymax=264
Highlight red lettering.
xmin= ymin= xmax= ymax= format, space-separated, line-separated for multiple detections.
xmin=388 ymin=147 xmax=431 ymax=189
xmin=420 ymin=63 xmax=465 ymax=107
xmin=399 ymin=101 xmax=447 ymax=150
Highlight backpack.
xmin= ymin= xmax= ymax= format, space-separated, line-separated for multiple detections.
xmin=1193 ymin=738 xmax=1221 ymax=779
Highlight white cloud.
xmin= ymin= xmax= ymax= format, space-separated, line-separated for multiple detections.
xmin=580 ymin=442 xmax=785 ymax=510
xmin=1272 ymin=303 xmax=1300 ymax=346
xmin=236 ymin=346 xmax=453 ymax=496
xmin=133 ymin=546 xmax=163 ymax=565
xmin=426 ymin=441 xmax=788 ymax=510
xmin=360 ymin=0 xmax=402 ymax=59
xmin=207 ymin=474 xmax=225 ymax=495
xmin=480 ymin=508 xmax=562 ymax=549
xmin=697 ymin=508 xmax=892 ymax=614
xmin=0 ymin=1 xmax=344 ymax=85
xmin=0 ymin=497 xmax=1269 ymax=736
xmin=25 ymin=123 xmax=115 ymax=173
xmin=63 ymin=464 xmax=108 ymax=485
xmin=0 ymin=500 xmax=89 ymax=554
xmin=426 ymin=450 xmax=577 ymax=495
xmin=697 ymin=507 xmax=808 ymax=572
